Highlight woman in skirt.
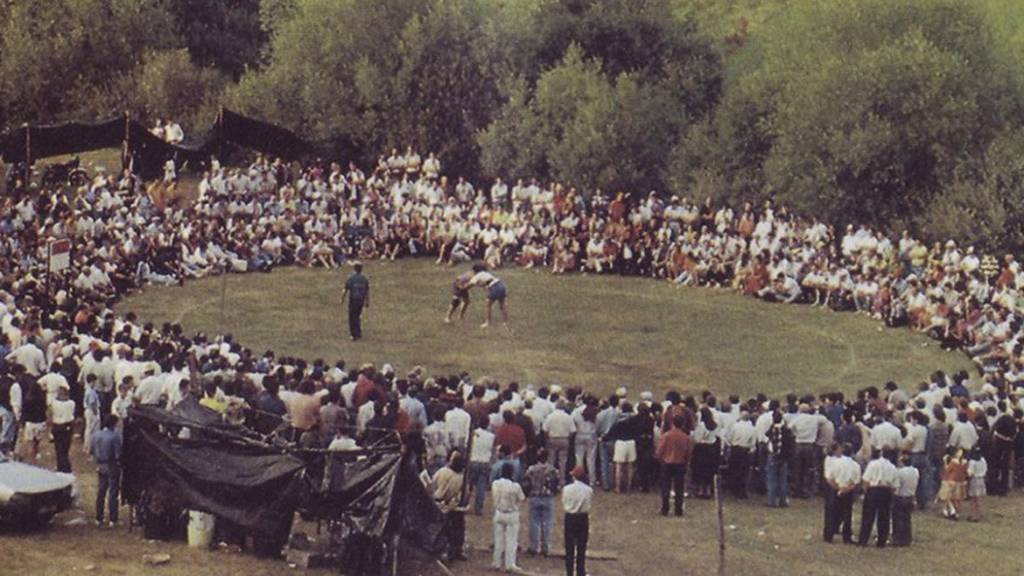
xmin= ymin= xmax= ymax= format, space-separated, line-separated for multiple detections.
xmin=937 ymin=448 xmax=968 ymax=520
xmin=966 ymin=447 xmax=988 ymax=522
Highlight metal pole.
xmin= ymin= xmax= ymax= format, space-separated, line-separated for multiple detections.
xmin=715 ymin=474 xmax=726 ymax=576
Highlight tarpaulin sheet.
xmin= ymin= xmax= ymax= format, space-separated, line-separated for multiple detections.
xmin=126 ymin=121 xmax=214 ymax=180
xmin=2 ymin=110 xmax=318 ymax=173
xmin=221 ymin=108 xmax=315 ymax=160
xmin=0 ymin=118 xmax=123 ymax=163
xmin=123 ymin=403 xmax=305 ymax=532
xmin=123 ymin=404 xmax=444 ymax=547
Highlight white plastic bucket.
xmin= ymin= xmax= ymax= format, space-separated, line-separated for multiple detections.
xmin=187 ymin=510 xmax=215 ymax=549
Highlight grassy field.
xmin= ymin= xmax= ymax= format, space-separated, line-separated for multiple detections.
xmin=8 ymin=259 xmax=1023 ymax=576
xmin=119 ymin=259 xmax=970 ymax=400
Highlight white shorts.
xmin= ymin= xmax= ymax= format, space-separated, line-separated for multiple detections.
xmin=613 ymin=440 xmax=637 ymax=463
xmin=24 ymin=421 xmax=47 ymax=442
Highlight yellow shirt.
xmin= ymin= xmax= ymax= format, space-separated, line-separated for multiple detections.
xmin=199 ymin=395 xmax=227 ymax=414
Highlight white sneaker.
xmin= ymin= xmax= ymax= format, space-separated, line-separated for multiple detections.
xmin=480 ymin=322 xmax=490 ymax=329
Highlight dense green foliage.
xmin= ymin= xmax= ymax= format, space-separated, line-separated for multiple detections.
xmin=3 ymin=0 xmax=1024 ymax=249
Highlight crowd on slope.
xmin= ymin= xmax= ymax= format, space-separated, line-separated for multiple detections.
xmin=0 ymin=149 xmax=1023 ymax=564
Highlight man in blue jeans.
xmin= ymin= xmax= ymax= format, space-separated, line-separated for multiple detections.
xmin=764 ymin=411 xmax=794 ymax=507
xmin=595 ymin=395 xmax=622 ymax=491
xmin=91 ymin=415 xmax=122 ymax=527
xmin=522 ymin=447 xmax=561 ymax=555
xmin=467 ymin=420 xmax=495 ymax=514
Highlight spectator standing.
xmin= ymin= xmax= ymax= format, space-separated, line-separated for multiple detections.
xmin=543 ymin=402 xmax=576 ymax=478
xmin=433 ymin=452 xmax=468 ymax=562
xmin=91 ymin=415 xmax=123 ymax=527
xmin=966 ymin=447 xmax=988 ymax=522
xmin=938 ymin=448 xmax=968 ymax=520
xmin=490 ymin=462 xmax=525 ymax=572
xmin=562 ymin=465 xmax=593 ymax=576
xmin=764 ymin=411 xmax=794 ymax=508
xmin=468 ymin=420 xmax=495 ymax=515
xmin=823 ymin=443 xmax=861 ymax=543
xmin=858 ymin=450 xmax=898 ymax=547
xmin=655 ymin=414 xmax=693 ymax=516
xmin=892 ymin=453 xmax=919 ymax=546
xmin=595 ymin=395 xmax=622 ymax=491
xmin=522 ymin=447 xmax=561 ymax=556
xmin=49 ymin=386 xmax=75 ymax=473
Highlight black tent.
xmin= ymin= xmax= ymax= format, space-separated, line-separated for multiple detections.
xmin=0 ymin=118 xmax=124 ymax=164
xmin=219 ymin=108 xmax=316 ymax=160
xmin=122 ymin=402 xmax=444 ymax=563
xmin=1 ymin=109 xmax=318 ymax=176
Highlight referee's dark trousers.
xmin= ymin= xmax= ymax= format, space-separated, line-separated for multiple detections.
xmin=564 ymin=512 xmax=588 ymax=576
xmin=348 ymin=299 xmax=364 ymax=339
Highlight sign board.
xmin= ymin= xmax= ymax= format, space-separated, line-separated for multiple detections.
xmin=47 ymin=239 xmax=72 ymax=273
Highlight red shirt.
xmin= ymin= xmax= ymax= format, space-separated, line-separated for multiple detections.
xmin=495 ymin=423 xmax=526 ymax=454
xmin=353 ymin=374 xmax=378 ymax=408
xmin=656 ymin=428 xmax=694 ymax=465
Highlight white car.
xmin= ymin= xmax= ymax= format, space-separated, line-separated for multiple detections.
xmin=0 ymin=457 xmax=77 ymax=527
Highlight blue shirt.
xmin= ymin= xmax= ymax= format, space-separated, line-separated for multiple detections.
xmin=256 ymin=392 xmax=287 ymax=417
xmin=596 ymin=407 xmax=624 ymax=438
xmin=399 ymin=396 xmax=427 ymax=429
xmin=0 ymin=405 xmax=16 ymax=447
xmin=85 ymin=387 xmax=101 ymax=414
xmin=91 ymin=428 xmax=123 ymax=469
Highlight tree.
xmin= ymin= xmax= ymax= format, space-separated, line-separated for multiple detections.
xmin=391 ymin=0 xmax=501 ymax=177
xmin=479 ymin=45 xmax=687 ymax=194
xmin=671 ymin=0 xmax=1023 ymax=231
xmin=230 ymin=0 xmax=432 ymax=159
xmin=0 ymin=0 xmax=180 ymax=128
xmin=166 ymin=0 xmax=267 ymax=78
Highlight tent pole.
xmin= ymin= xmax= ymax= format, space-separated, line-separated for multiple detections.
xmin=23 ymin=123 xmax=30 ymax=187
xmin=217 ymin=105 xmax=224 ymax=164
xmin=122 ymin=111 xmax=131 ymax=174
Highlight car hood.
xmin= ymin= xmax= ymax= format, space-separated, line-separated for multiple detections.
xmin=0 ymin=461 xmax=76 ymax=501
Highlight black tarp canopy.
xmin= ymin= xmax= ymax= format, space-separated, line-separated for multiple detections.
xmin=122 ymin=401 xmax=444 ymax=548
xmin=0 ymin=118 xmax=124 ymax=163
xmin=1 ymin=109 xmax=318 ymax=171
xmin=219 ymin=108 xmax=316 ymax=160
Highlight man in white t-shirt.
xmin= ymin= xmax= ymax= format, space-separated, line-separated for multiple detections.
xmin=50 ymin=386 xmax=76 ymax=473
xmin=468 ymin=421 xmax=495 ymax=515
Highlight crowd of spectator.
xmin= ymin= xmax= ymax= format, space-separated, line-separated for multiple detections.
xmin=1 ymin=148 xmax=1023 ymax=557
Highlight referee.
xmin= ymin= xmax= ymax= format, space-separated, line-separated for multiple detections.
xmin=342 ymin=262 xmax=370 ymax=340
